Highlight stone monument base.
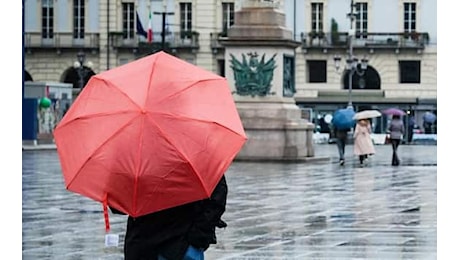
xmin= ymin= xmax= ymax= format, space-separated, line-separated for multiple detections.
xmin=234 ymin=96 xmax=315 ymax=161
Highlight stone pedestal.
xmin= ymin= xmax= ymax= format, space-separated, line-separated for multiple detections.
xmin=235 ymin=96 xmax=315 ymax=160
xmin=220 ymin=1 xmax=315 ymax=161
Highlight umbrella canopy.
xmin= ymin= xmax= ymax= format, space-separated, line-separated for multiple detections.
xmin=332 ymin=108 xmax=356 ymax=130
xmin=382 ymin=108 xmax=406 ymax=117
xmin=353 ymin=110 xmax=382 ymax=120
xmin=54 ymin=51 xmax=247 ymax=218
xmin=423 ymin=112 xmax=437 ymax=123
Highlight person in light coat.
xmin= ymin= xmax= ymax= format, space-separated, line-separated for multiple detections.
xmin=353 ymin=119 xmax=376 ymax=165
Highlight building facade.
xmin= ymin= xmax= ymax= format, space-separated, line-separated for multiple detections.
xmin=24 ymin=0 xmax=437 ymax=134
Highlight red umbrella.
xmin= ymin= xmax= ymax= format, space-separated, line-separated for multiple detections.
xmin=54 ymin=51 xmax=247 ymax=226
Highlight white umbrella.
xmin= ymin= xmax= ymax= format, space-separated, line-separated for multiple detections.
xmin=353 ymin=110 xmax=382 ymax=120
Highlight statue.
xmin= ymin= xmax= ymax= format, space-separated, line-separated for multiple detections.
xmin=229 ymin=52 xmax=277 ymax=97
xmin=283 ymin=56 xmax=296 ymax=97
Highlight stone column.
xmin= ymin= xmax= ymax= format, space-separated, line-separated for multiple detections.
xmin=220 ymin=1 xmax=315 ymax=161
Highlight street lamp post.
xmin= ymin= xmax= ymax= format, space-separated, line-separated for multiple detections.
xmin=333 ymin=0 xmax=368 ymax=110
xmin=73 ymin=50 xmax=92 ymax=89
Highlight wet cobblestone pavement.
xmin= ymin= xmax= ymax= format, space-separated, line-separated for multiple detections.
xmin=22 ymin=144 xmax=436 ymax=259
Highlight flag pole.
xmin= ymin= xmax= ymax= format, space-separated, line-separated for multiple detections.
xmin=153 ymin=11 xmax=174 ymax=50
xmin=147 ymin=11 xmax=153 ymax=43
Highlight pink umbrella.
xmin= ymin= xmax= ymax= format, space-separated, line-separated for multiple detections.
xmin=382 ymin=108 xmax=406 ymax=116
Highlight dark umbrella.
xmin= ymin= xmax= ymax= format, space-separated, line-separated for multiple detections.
xmin=423 ymin=112 xmax=437 ymax=123
xmin=332 ymin=108 xmax=356 ymax=130
xmin=382 ymin=108 xmax=406 ymax=116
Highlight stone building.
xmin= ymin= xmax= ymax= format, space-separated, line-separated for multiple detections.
xmin=24 ymin=0 xmax=437 ymax=134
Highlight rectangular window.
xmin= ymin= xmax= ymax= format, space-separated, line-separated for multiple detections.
xmin=180 ymin=2 xmax=192 ymax=37
xmin=355 ymin=2 xmax=368 ymax=39
xmin=74 ymin=0 xmax=85 ymax=39
xmin=311 ymin=3 xmax=323 ymax=32
xmin=404 ymin=2 xmax=416 ymax=33
xmin=399 ymin=60 xmax=420 ymax=83
xmin=307 ymin=60 xmax=327 ymax=83
xmin=222 ymin=2 xmax=234 ymax=33
xmin=42 ymin=0 xmax=54 ymax=39
xmin=122 ymin=3 xmax=135 ymax=39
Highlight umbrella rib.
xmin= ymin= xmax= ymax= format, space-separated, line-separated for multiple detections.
xmin=66 ymin=115 xmax=140 ymax=191
xmin=144 ymin=57 xmax=157 ymax=108
xmin=57 ymin=111 xmax=136 ymax=129
xmin=132 ymin=114 xmax=145 ymax=215
xmin=149 ymin=112 xmax=245 ymax=141
xmin=104 ymin=79 xmax=144 ymax=109
xmin=145 ymin=113 xmax=209 ymax=196
xmin=155 ymin=78 xmax=219 ymax=104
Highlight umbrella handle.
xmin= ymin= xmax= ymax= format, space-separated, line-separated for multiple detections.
xmin=103 ymin=193 xmax=110 ymax=233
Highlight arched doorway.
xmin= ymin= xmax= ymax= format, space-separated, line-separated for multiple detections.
xmin=342 ymin=65 xmax=381 ymax=90
xmin=61 ymin=66 xmax=96 ymax=89
xmin=24 ymin=70 xmax=33 ymax=81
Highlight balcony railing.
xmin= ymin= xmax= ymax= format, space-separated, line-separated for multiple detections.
xmin=110 ymin=31 xmax=200 ymax=52
xmin=210 ymin=32 xmax=226 ymax=53
xmin=300 ymin=32 xmax=429 ymax=50
xmin=24 ymin=32 xmax=100 ymax=50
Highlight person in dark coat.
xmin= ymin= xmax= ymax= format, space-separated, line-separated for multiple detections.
xmin=423 ymin=120 xmax=432 ymax=134
xmin=111 ymin=175 xmax=228 ymax=260
xmin=334 ymin=127 xmax=350 ymax=166
xmin=408 ymin=116 xmax=415 ymax=144
xmin=387 ymin=115 xmax=405 ymax=166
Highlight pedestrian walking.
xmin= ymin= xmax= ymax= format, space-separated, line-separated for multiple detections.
xmin=331 ymin=108 xmax=356 ymax=166
xmin=387 ymin=115 xmax=405 ymax=166
xmin=408 ymin=116 xmax=415 ymax=144
xmin=334 ymin=127 xmax=350 ymax=165
xmin=353 ymin=119 xmax=376 ymax=166
xmin=111 ymin=175 xmax=228 ymax=260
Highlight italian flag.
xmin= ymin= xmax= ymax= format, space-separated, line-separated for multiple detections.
xmin=147 ymin=12 xmax=153 ymax=43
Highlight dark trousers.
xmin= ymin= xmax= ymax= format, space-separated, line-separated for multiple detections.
xmin=408 ymin=127 xmax=414 ymax=143
xmin=336 ymin=138 xmax=346 ymax=160
xmin=391 ymin=139 xmax=401 ymax=166
xmin=359 ymin=154 xmax=368 ymax=164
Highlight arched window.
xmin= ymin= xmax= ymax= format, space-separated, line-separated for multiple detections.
xmin=61 ymin=66 xmax=95 ymax=89
xmin=342 ymin=65 xmax=381 ymax=90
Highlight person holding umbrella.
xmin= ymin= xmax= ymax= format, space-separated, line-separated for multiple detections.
xmin=53 ymin=51 xmax=248 ymax=260
xmin=331 ymin=108 xmax=355 ymax=166
xmin=423 ymin=112 xmax=436 ymax=134
xmin=353 ymin=118 xmax=376 ymax=166
xmin=352 ymin=110 xmax=380 ymax=166
xmin=387 ymin=115 xmax=405 ymax=166
xmin=111 ymin=175 xmax=228 ymax=260
xmin=334 ymin=127 xmax=350 ymax=166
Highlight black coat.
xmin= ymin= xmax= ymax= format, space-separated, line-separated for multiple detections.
xmin=111 ymin=175 xmax=228 ymax=260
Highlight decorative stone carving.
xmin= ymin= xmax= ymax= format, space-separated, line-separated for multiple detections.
xmin=230 ymin=52 xmax=277 ymax=97
xmin=283 ymin=55 xmax=296 ymax=97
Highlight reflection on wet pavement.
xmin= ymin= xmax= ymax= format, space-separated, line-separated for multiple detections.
xmin=22 ymin=145 xmax=436 ymax=259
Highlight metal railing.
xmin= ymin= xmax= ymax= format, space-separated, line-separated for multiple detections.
xmin=241 ymin=0 xmax=280 ymax=8
xmin=110 ymin=31 xmax=200 ymax=50
xmin=300 ymin=32 xmax=429 ymax=49
xmin=24 ymin=32 xmax=100 ymax=49
xmin=210 ymin=32 xmax=225 ymax=51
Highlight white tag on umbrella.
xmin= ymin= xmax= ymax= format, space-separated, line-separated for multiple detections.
xmin=105 ymin=234 xmax=119 ymax=247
